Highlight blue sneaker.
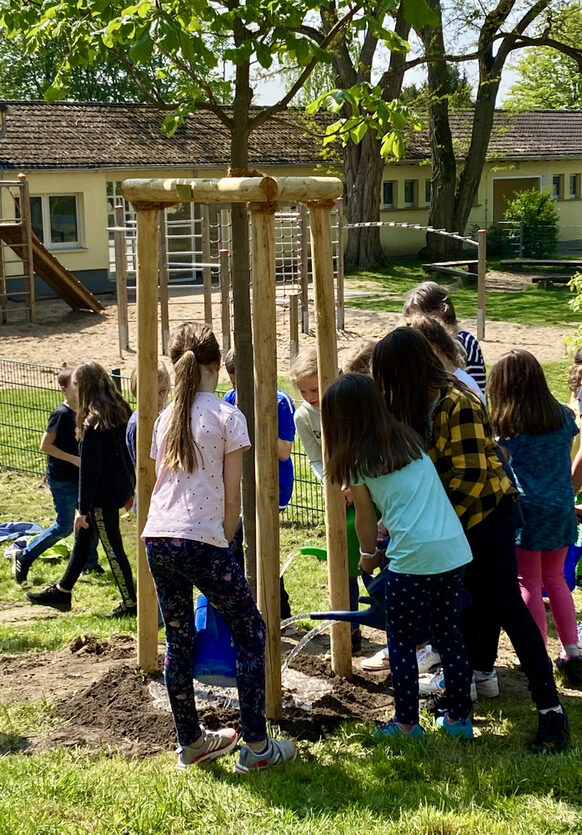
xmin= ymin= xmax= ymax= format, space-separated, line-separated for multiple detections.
xmin=436 ymin=713 xmax=474 ymax=739
xmin=374 ymin=718 xmax=425 ymax=739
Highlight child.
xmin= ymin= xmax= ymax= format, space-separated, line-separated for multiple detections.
xmin=403 ymin=281 xmax=486 ymax=394
xmin=27 ymin=363 xmax=137 ymax=617
xmin=489 ymin=349 xmax=582 ymax=685
xmin=290 ymin=346 xmax=362 ymax=652
xmin=125 ymin=362 xmax=171 ymax=469
xmin=223 ymin=348 xmax=295 ymax=624
xmin=141 ymin=323 xmax=296 ymax=771
xmin=11 ymin=366 xmax=101 ymax=585
xmin=340 ymin=340 xmax=376 ymax=375
xmin=321 ymin=373 xmax=474 ymax=738
xmin=373 ymin=327 xmax=570 ymax=753
xmin=404 ymin=313 xmax=485 ymax=404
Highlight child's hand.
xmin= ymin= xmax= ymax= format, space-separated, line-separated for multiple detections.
xmin=358 ymin=550 xmax=382 ymax=573
xmin=74 ymin=513 xmax=89 ymax=532
xmin=342 ymin=486 xmax=353 ymax=506
xmin=123 ymin=495 xmax=135 ymax=511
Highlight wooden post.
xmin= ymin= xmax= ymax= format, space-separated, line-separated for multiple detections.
xmin=134 ymin=207 xmax=160 ymax=673
xmin=0 ymin=233 xmax=6 ymax=324
xmin=299 ymin=204 xmax=309 ymax=333
xmin=335 ymin=199 xmax=345 ymax=331
xmin=114 ymin=204 xmax=130 ymax=354
xmin=220 ymin=248 xmax=230 ymax=355
xmin=477 ymin=229 xmax=487 ymax=341
xmin=250 ymin=202 xmax=282 ymax=719
xmin=200 ymin=204 xmax=213 ymax=327
xmin=158 ymin=209 xmax=170 ymax=355
xmin=308 ymin=200 xmax=352 ymax=678
xmin=289 ymin=290 xmax=299 ymax=362
xmin=18 ymin=174 xmax=35 ymax=323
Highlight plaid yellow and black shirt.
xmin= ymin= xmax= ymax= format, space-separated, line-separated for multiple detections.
xmin=428 ymin=382 xmax=517 ymax=531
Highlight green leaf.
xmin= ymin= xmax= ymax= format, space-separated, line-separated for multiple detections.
xmin=129 ymin=29 xmax=154 ymax=64
xmin=401 ymin=0 xmax=439 ymax=30
xmin=255 ymin=41 xmax=272 ymax=69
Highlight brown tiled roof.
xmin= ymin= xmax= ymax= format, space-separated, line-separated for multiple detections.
xmin=0 ymin=100 xmax=330 ymax=169
xmin=2 ymin=100 xmax=582 ymax=169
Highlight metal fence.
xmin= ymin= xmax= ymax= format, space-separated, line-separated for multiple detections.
xmin=0 ymin=358 xmax=324 ymax=526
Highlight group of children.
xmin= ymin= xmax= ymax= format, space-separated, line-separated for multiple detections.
xmin=9 ymin=276 xmax=582 ymax=767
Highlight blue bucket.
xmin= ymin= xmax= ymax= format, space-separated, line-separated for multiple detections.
xmin=193 ymin=595 xmax=237 ymax=687
xmin=542 ymin=544 xmax=581 ymax=596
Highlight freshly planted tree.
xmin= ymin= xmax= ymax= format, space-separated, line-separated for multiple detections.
xmin=503 ymin=188 xmax=559 ymax=258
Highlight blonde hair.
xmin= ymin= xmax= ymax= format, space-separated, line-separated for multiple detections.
xmin=73 ymin=362 xmax=132 ymax=432
xmin=341 ymin=340 xmax=376 ymax=375
xmin=568 ymin=346 xmax=582 ymax=395
xmin=163 ymin=323 xmax=220 ymax=472
xmin=404 ymin=314 xmax=464 ymax=368
xmin=289 ymin=347 xmax=318 ymax=386
xmin=129 ymin=361 xmax=171 ymax=399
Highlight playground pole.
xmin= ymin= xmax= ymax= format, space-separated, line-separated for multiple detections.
xmin=308 ymin=199 xmax=352 ymax=678
xmin=158 ymin=210 xmax=170 ymax=356
xmin=477 ymin=229 xmax=487 ymax=341
xmin=114 ymin=205 xmax=129 ymax=353
xmin=134 ymin=206 xmax=160 ymax=673
xmin=250 ymin=201 xmax=282 ymax=719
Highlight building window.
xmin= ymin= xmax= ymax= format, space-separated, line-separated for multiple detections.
xmin=569 ymin=174 xmax=579 ymax=199
xmin=30 ymin=194 xmax=82 ymax=247
xmin=382 ymin=181 xmax=395 ymax=208
xmin=425 ymin=180 xmax=432 ymax=207
xmin=404 ymin=179 xmax=416 ymax=208
xmin=552 ymin=175 xmax=563 ymax=200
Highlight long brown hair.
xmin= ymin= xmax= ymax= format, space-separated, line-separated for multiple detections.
xmin=488 ymin=349 xmax=567 ymax=437
xmin=73 ymin=362 xmax=132 ymax=432
xmin=404 ymin=313 xmax=464 ymax=368
xmin=163 ymin=322 xmax=220 ymax=472
xmin=321 ymin=373 xmax=423 ymax=486
xmin=372 ymin=327 xmax=449 ymax=438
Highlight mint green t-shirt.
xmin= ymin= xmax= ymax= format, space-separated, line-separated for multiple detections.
xmin=360 ymin=453 xmax=472 ymax=575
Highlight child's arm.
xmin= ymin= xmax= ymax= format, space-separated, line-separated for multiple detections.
xmin=40 ymin=431 xmax=80 ymax=467
xmin=351 ymin=484 xmax=381 ymax=571
xmin=223 ymin=448 xmax=244 ymax=543
xmin=278 ymin=438 xmax=292 ymax=461
xmin=294 ymin=409 xmax=323 ymax=480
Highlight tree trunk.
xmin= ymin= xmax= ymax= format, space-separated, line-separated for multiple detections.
xmin=230 ymin=58 xmax=257 ymax=597
xmin=343 ymin=132 xmax=386 ymax=270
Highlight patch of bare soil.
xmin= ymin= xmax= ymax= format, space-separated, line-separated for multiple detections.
xmin=2 ymin=626 xmax=578 ymax=758
xmin=0 ymin=270 xmax=573 ymax=382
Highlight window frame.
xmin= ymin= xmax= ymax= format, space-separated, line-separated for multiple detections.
xmin=552 ymin=174 xmax=563 ymax=201
xmin=382 ymin=180 xmax=396 ymax=209
xmin=569 ymin=173 xmax=579 ymax=200
xmin=404 ymin=179 xmax=416 ymax=208
xmin=30 ymin=193 xmax=83 ymax=249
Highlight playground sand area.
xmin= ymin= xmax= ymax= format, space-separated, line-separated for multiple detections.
xmin=0 ymin=270 xmax=574 ymax=378
xmin=1 ymin=627 xmax=573 ymax=757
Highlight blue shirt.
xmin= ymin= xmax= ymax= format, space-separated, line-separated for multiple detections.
xmin=358 ymin=453 xmax=472 ymax=575
xmin=223 ymin=388 xmax=295 ymax=508
xmin=498 ymin=405 xmax=578 ymax=550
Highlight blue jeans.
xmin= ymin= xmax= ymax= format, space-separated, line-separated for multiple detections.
xmin=22 ymin=479 xmax=99 ymax=568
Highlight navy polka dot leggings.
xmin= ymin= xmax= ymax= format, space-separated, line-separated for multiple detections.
xmin=145 ymin=537 xmax=267 ymax=747
xmin=385 ymin=566 xmax=472 ymax=725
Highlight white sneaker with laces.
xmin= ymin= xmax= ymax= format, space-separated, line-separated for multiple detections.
xmin=361 ymin=647 xmax=390 ymax=671
xmin=416 ymin=644 xmax=441 ymax=674
xmin=418 ymin=668 xmax=477 ymax=701
xmin=176 ymin=727 xmax=238 ymax=768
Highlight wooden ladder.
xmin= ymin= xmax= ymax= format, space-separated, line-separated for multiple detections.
xmin=0 ymin=174 xmax=36 ymax=323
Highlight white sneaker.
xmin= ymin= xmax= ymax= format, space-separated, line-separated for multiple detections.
xmin=361 ymin=647 xmax=390 ymax=671
xmin=416 ymin=644 xmax=441 ymax=674
xmin=418 ymin=668 xmax=477 ymax=701
xmin=473 ymin=669 xmax=499 ymax=698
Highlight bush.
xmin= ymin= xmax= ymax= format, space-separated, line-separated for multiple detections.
xmin=502 ymin=188 xmax=560 ymax=257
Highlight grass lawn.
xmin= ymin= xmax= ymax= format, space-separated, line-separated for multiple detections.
xmin=345 ymin=261 xmax=580 ymax=327
xmin=2 ymin=463 xmax=582 ymax=834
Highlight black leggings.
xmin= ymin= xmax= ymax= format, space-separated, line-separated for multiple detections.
xmin=461 ymin=497 xmax=559 ymax=710
xmin=60 ymin=506 xmax=136 ymax=606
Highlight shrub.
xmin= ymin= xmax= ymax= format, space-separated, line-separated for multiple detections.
xmin=503 ymin=188 xmax=560 ymax=257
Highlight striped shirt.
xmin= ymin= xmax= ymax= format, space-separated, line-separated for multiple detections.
xmin=457 ymin=330 xmax=486 ymax=394
xmin=428 ymin=382 xmax=516 ymax=531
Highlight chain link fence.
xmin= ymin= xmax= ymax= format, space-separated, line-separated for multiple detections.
xmin=0 ymin=359 xmax=324 ymax=526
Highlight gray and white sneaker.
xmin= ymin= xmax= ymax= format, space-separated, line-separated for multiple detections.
xmin=416 ymin=644 xmax=441 ymax=674
xmin=418 ymin=668 xmax=477 ymax=701
xmin=473 ymin=669 xmax=499 ymax=698
xmin=12 ymin=549 xmax=30 ymax=584
xmin=234 ymin=736 xmax=297 ymax=773
xmin=176 ymin=727 xmax=238 ymax=768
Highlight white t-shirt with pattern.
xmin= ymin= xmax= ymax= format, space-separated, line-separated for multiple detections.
xmin=141 ymin=392 xmax=250 ymax=548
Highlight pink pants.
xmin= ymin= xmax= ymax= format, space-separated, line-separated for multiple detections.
xmin=516 ymin=545 xmax=578 ymax=647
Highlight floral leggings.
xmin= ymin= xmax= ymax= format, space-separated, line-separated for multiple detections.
xmin=145 ymin=537 xmax=267 ymax=747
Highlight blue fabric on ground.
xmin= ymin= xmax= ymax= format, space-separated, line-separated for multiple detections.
xmin=0 ymin=522 xmax=44 ymax=543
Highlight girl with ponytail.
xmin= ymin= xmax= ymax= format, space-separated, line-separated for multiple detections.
xmin=142 ymin=323 xmax=296 ymax=772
